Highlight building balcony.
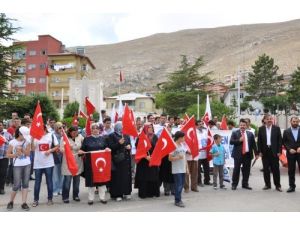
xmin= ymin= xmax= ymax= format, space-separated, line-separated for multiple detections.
xmin=51 ymin=95 xmax=69 ymax=101
xmin=49 ymin=82 xmax=69 ymax=88
xmin=50 ymin=68 xmax=77 ymax=74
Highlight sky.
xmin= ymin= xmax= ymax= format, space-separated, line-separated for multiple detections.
xmin=3 ymin=0 xmax=300 ymax=47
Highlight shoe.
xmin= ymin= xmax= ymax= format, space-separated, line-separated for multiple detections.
xmin=191 ymin=189 xmax=199 ymax=192
xmin=32 ymin=201 xmax=39 ymax=207
xmin=100 ymin=200 xmax=107 ymax=204
xmin=58 ymin=192 xmax=62 ymax=195
xmin=213 ymin=186 xmax=218 ymax=190
xmin=276 ymin=187 xmax=283 ymax=192
xmin=116 ymin=197 xmax=122 ymax=202
xmin=263 ymin=186 xmax=271 ymax=190
xmin=124 ymin=195 xmax=131 ymax=200
xmin=175 ymin=201 xmax=185 ymax=208
xmin=47 ymin=200 xmax=54 ymax=205
xmin=7 ymin=201 xmax=13 ymax=211
xmin=63 ymin=199 xmax=70 ymax=203
xmin=53 ymin=192 xmax=58 ymax=197
xmin=73 ymin=197 xmax=80 ymax=202
xmin=0 ymin=189 xmax=5 ymax=195
xmin=204 ymin=182 xmax=213 ymax=186
xmin=88 ymin=201 xmax=94 ymax=205
xmin=242 ymin=186 xmax=252 ymax=190
xmin=231 ymin=186 xmax=237 ymax=190
xmin=220 ymin=185 xmax=227 ymax=190
xmin=21 ymin=203 xmax=30 ymax=211
xmin=164 ymin=192 xmax=170 ymax=196
xmin=287 ymin=187 xmax=295 ymax=193
xmin=30 ymin=176 xmax=35 ymax=180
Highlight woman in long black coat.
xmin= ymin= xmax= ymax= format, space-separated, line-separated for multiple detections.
xmin=135 ymin=124 xmax=160 ymax=198
xmin=107 ymin=122 xmax=132 ymax=201
xmin=79 ymin=123 xmax=109 ymax=205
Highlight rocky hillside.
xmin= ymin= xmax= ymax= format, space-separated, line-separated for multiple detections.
xmin=70 ymin=19 xmax=300 ymax=95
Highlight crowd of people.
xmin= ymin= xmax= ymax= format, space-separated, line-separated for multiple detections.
xmin=1 ymin=110 xmax=300 ymax=211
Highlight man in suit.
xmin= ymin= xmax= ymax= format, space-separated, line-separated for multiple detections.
xmin=257 ymin=114 xmax=282 ymax=192
xmin=282 ymin=116 xmax=300 ymax=193
xmin=230 ymin=119 xmax=259 ymax=190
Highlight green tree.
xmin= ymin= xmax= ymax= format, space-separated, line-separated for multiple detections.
xmin=260 ymin=95 xmax=289 ymax=114
xmin=245 ymin=54 xmax=283 ymax=100
xmin=155 ymin=55 xmax=212 ymax=115
xmin=287 ymin=67 xmax=300 ymax=105
xmin=63 ymin=101 xmax=79 ymax=118
xmin=0 ymin=13 xmax=21 ymax=100
xmin=0 ymin=95 xmax=59 ymax=121
xmin=186 ymin=101 xmax=235 ymax=120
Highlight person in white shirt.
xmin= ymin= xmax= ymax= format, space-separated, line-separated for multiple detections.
xmin=154 ymin=113 xmax=167 ymax=137
xmin=32 ymin=125 xmax=59 ymax=207
xmin=6 ymin=126 xmax=32 ymax=211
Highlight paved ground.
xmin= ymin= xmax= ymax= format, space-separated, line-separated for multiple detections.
xmin=1 ymin=159 xmax=300 ymax=212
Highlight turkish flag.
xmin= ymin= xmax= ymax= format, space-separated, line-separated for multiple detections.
xmin=62 ymin=130 xmax=78 ymax=176
xmin=85 ymin=97 xmax=96 ymax=117
xmin=200 ymin=128 xmax=213 ymax=161
xmin=202 ymin=112 xmax=210 ymax=127
xmin=79 ymin=110 xmax=88 ymax=119
xmin=182 ymin=113 xmax=189 ymax=125
xmin=85 ymin=116 xmax=92 ymax=137
xmin=114 ymin=112 xmax=119 ymax=123
xmin=0 ymin=135 xmax=6 ymax=146
xmin=71 ymin=114 xmax=79 ymax=126
xmin=220 ymin=115 xmax=228 ymax=130
xmin=149 ymin=128 xmax=176 ymax=166
xmin=30 ymin=102 xmax=44 ymax=140
xmin=119 ymin=70 xmax=124 ymax=82
xmin=202 ymin=95 xmax=212 ymax=126
xmin=135 ymin=131 xmax=152 ymax=161
xmin=91 ymin=150 xmax=111 ymax=183
xmin=181 ymin=116 xmax=199 ymax=159
xmin=39 ymin=143 xmax=49 ymax=152
xmin=122 ymin=104 xmax=138 ymax=137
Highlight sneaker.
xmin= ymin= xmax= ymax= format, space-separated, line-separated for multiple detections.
xmin=175 ymin=201 xmax=185 ymax=208
xmin=73 ymin=197 xmax=80 ymax=202
xmin=220 ymin=185 xmax=227 ymax=190
xmin=213 ymin=186 xmax=218 ymax=190
xmin=0 ymin=189 xmax=5 ymax=195
xmin=53 ymin=192 xmax=58 ymax=197
xmin=100 ymin=200 xmax=107 ymax=204
xmin=88 ymin=201 xmax=94 ymax=205
xmin=21 ymin=203 xmax=30 ymax=211
xmin=63 ymin=199 xmax=70 ymax=204
xmin=116 ymin=197 xmax=122 ymax=202
xmin=32 ymin=201 xmax=39 ymax=207
xmin=47 ymin=200 xmax=54 ymax=205
xmin=7 ymin=201 xmax=13 ymax=211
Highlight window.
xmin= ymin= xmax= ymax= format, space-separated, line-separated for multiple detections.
xmin=39 ymin=78 xmax=46 ymax=83
xmin=28 ymin=50 xmax=36 ymax=56
xmin=13 ymin=50 xmax=26 ymax=60
xmin=52 ymin=91 xmax=60 ymax=97
xmin=76 ymin=47 xmax=85 ymax=55
xmin=40 ymin=63 xmax=46 ymax=70
xmin=81 ymin=64 xmax=87 ymax=71
xmin=240 ymin=93 xmax=244 ymax=98
xmin=52 ymin=77 xmax=60 ymax=83
xmin=15 ymin=66 xmax=26 ymax=74
xmin=139 ymin=102 xmax=145 ymax=109
xmin=27 ymin=78 xmax=36 ymax=84
xmin=41 ymin=49 xmax=47 ymax=55
xmin=28 ymin=64 xmax=36 ymax=70
xmin=30 ymin=91 xmax=35 ymax=96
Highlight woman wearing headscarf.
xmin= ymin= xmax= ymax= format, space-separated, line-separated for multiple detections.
xmin=134 ymin=124 xmax=160 ymax=198
xmin=107 ymin=122 xmax=132 ymax=201
xmin=79 ymin=123 xmax=109 ymax=205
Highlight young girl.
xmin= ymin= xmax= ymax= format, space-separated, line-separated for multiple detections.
xmin=210 ymin=134 xmax=226 ymax=190
xmin=169 ymin=131 xmax=186 ymax=208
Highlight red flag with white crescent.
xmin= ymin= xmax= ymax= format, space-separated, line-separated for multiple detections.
xmin=85 ymin=97 xmax=96 ymax=117
xmin=122 ymin=104 xmax=138 ymax=137
xmin=30 ymin=102 xmax=44 ymax=140
xmin=91 ymin=150 xmax=111 ymax=183
xmin=85 ymin=116 xmax=92 ymax=137
xmin=135 ymin=131 xmax=152 ymax=161
xmin=181 ymin=116 xmax=199 ymax=159
xmin=149 ymin=128 xmax=176 ymax=166
xmin=79 ymin=110 xmax=88 ymax=119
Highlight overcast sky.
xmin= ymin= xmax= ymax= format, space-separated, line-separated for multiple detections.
xmin=4 ymin=0 xmax=300 ymax=47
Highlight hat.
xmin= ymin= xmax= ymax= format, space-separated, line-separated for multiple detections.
xmin=19 ymin=126 xmax=31 ymax=142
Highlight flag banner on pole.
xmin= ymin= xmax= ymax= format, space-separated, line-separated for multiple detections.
xmin=90 ymin=150 xmax=111 ymax=183
xmin=180 ymin=116 xmax=199 ymax=159
xmin=30 ymin=102 xmax=44 ymax=140
xmin=135 ymin=131 xmax=152 ymax=161
xmin=62 ymin=130 xmax=78 ymax=176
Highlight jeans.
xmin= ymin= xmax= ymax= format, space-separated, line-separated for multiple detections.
xmin=52 ymin=163 xmax=63 ymax=194
xmin=62 ymin=175 xmax=80 ymax=200
xmin=173 ymin=173 xmax=185 ymax=203
xmin=0 ymin=158 xmax=8 ymax=190
xmin=34 ymin=167 xmax=54 ymax=201
xmin=12 ymin=164 xmax=31 ymax=191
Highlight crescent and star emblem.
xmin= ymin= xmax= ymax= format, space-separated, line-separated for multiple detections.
xmin=95 ymin=157 xmax=106 ymax=172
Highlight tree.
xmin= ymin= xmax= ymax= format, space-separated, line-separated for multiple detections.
xmin=155 ymin=55 xmax=212 ymax=115
xmin=63 ymin=101 xmax=79 ymax=118
xmin=245 ymin=54 xmax=283 ymax=100
xmin=231 ymin=95 xmax=237 ymax=108
xmin=0 ymin=94 xmax=59 ymax=121
xmin=260 ymin=95 xmax=289 ymax=114
xmin=186 ymin=101 xmax=235 ymax=120
xmin=0 ymin=13 xmax=21 ymax=100
xmin=287 ymin=67 xmax=300 ymax=106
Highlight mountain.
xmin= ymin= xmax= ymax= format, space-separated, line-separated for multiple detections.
xmin=70 ymin=19 xmax=300 ymax=95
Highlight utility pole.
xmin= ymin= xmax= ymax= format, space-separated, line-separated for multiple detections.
xmin=237 ymin=68 xmax=241 ymax=120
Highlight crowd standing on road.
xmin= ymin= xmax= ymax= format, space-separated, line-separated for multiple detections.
xmin=0 ymin=111 xmax=300 ymax=211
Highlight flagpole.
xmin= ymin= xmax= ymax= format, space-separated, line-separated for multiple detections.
xmin=60 ymin=88 xmax=64 ymax=119
xmin=197 ymin=94 xmax=200 ymax=120
xmin=237 ymin=68 xmax=241 ymax=120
